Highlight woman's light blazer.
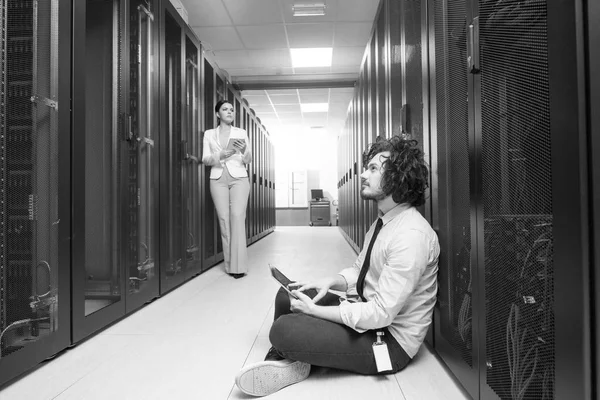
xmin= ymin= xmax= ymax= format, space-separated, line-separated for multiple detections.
xmin=202 ymin=126 xmax=252 ymax=179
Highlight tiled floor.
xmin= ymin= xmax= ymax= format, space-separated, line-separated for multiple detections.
xmin=0 ymin=227 xmax=471 ymax=400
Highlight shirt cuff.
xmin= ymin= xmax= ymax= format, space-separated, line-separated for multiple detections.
xmin=338 ymin=269 xmax=358 ymax=294
xmin=339 ymin=300 xmax=367 ymax=333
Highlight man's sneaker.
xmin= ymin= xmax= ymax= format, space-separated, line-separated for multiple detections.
xmin=264 ymin=346 xmax=285 ymax=361
xmin=235 ymin=359 xmax=311 ymax=397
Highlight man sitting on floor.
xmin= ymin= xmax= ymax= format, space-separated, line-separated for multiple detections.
xmin=235 ymin=135 xmax=440 ymax=397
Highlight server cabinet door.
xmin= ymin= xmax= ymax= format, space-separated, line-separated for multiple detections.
xmin=126 ymin=0 xmax=160 ymax=312
xmin=72 ymin=0 xmax=127 ymax=342
xmin=159 ymin=11 xmax=186 ymax=293
xmin=201 ymin=59 xmax=216 ymax=267
xmin=184 ymin=36 xmax=201 ymax=278
xmin=430 ymin=0 xmax=478 ymax=397
xmin=0 ymin=0 xmax=71 ymax=385
xmin=477 ymin=1 xmax=557 ymax=398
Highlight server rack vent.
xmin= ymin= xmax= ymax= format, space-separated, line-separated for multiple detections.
xmin=480 ymin=0 xmax=554 ymax=398
xmin=434 ymin=0 xmax=473 ymax=367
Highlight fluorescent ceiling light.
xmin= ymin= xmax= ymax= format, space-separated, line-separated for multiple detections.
xmin=290 ymin=48 xmax=332 ymax=68
xmin=301 ymin=103 xmax=329 ymax=113
xmin=292 ymin=3 xmax=326 ymax=17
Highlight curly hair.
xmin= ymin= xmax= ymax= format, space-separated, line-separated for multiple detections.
xmin=362 ymin=135 xmax=429 ymax=206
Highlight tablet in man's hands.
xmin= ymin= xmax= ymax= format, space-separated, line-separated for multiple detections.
xmin=269 ymin=264 xmax=318 ymax=300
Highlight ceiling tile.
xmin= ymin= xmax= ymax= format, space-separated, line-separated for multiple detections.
xmin=248 ymin=104 xmax=276 ymax=113
xmin=211 ymin=50 xmax=250 ymax=68
xmin=265 ymin=89 xmax=299 ymax=96
xmin=242 ymin=95 xmax=272 ymax=106
xmin=268 ymin=94 xmax=300 ymax=105
xmin=248 ymin=49 xmax=293 ymax=68
xmin=330 ymin=65 xmax=361 ymax=74
xmin=241 ymin=90 xmax=267 ymax=96
xmin=182 ymin=0 xmax=232 ymax=27
xmin=335 ymin=0 xmax=380 ymax=22
xmin=334 ymin=22 xmax=373 ymax=47
xmin=330 ymin=87 xmax=356 ymax=94
xmin=298 ymin=88 xmax=329 ymax=95
xmin=224 ymin=68 xmax=265 ymax=76
xmin=332 ymin=46 xmax=365 ymax=66
xmin=286 ymin=23 xmax=335 ymax=48
xmin=223 ymin=0 xmax=284 ymax=25
xmin=192 ymin=27 xmax=243 ymax=50
xmin=237 ymin=25 xmax=289 ymax=49
xmin=299 ymin=93 xmax=329 ymax=103
xmin=274 ymin=104 xmax=301 ymax=113
xmin=329 ymin=92 xmax=353 ymax=104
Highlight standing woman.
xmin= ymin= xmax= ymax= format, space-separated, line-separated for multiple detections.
xmin=202 ymin=100 xmax=252 ymax=279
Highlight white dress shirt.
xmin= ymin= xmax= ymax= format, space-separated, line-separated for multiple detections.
xmin=202 ymin=126 xmax=252 ymax=179
xmin=338 ymin=204 xmax=440 ymax=358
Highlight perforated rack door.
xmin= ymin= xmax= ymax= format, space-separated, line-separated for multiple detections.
xmin=432 ymin=0 xmax=475 ymax=372
xmin=478 ymin=0 xmax=555 ymax=398
xmin=0 ymin=0 xmax=60 ymax=358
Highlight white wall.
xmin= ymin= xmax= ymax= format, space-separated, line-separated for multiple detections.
xmin=272 ymin=128 xmax=339 ymax=226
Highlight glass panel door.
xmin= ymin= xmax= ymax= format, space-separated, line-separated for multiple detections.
xmin=82 ymin=0 xmax=122 ymax=317
xmin=160 ymin=11 xmax=185 ymax=292
xmin=184 ymin=36 xmax=201 ymax=277
xmin=126 ymin=0 xmax=159 ymax=311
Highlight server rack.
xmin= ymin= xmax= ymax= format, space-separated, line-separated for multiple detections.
xmin=0 ymin=0 xmax=71 ymax=386
xmin=200 ymin=57 xmax=216 ymax=268
xmin=199 ymin=56 xmax=224 ymax=268
xmin=590 ymin=0 xmax=600 ymax=394
xmin=428 ymin=0 xmax=594 ymax=398
xmin=125 ymin=0 xmax=160 ymax=313
xmin=71 ymin=0 xmax=129 ymax=342
xmin=183 ymin=33 xmax=202 ymax=279
xmin=339 ymin=0 xmax=596 ymax=398
xmin=158 ymin=4 xmax=186 ymax=294
xmin=1 ymin=0 xmax=277 ymax=387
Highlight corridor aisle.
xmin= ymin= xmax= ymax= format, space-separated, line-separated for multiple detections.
xmin=0 ymin=227 xmax=469 ymax=400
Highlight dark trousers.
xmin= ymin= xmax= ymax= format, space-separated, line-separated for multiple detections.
xmin=269 ymin=288 xmax=412 ymax=375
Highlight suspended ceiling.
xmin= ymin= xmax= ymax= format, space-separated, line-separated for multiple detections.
xmin=177 ymin=0 xmax=380 ymax=136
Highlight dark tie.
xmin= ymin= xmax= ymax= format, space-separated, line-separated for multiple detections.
xmin=357 ymin=218 xmax=383 ymax=301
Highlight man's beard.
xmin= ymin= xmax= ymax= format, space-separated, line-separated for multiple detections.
xmin=360 ymin=186 xmax=386 ymax=201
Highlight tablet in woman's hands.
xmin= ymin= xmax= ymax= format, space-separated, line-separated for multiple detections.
xmin=227 ymin=138 xmax=244 ymax=151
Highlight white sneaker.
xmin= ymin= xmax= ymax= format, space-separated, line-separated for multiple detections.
xmin=235 ymin=359 xmax=311 ymax=397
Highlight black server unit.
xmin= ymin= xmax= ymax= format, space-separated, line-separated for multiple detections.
xmin=158 ymin=7 xmax=186 ymax=294
xmin=71 ymin=0 xmax=128 ymax=342
xmin=0 ymin=0 xmax=71 ymax=386
xmin=125 ymin=0 xmax=160 ymax=313
xmin=213 ymin=73 xmax=225 ymax=257
xmin=201 ymin=58 xmax=217 ymax=267
xmin=590 ymin=0 xmax=600 ymax=395
xmin=430 ymin=0 xmax=594 ymax=398
xmin=183 ymin=34 xmax=201 ymax=278
xmin=430 ymin=0 xmax=475 ymax=393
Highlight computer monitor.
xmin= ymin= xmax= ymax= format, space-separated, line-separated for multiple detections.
xmin=311 ymin=189 xmax=324 ymax=201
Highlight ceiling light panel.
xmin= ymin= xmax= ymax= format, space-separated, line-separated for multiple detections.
xmin=292 ymin=3 xmax=327 ymax=17
xmin=290 ymin=48 xmax=333 ymax=68
xmin=300 ymin=103 xmax=329 ymax=113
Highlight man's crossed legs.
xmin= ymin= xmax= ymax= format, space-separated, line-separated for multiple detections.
xmin=235 ymin=288 xmax=411 ymax=396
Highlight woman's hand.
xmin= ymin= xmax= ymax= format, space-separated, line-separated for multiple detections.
xmin=233 ymin=139 xmax=247 ymax=153
xmin=220 ymin=149 xmax=236 ymax=159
